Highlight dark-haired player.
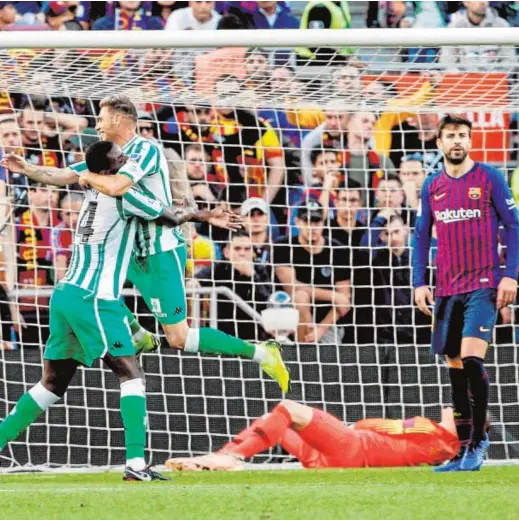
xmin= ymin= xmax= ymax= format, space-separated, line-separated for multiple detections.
xmin=165 ymin=399 xmax=460 ymax=471
xmin=413 ymin=114 xmax=519 ymax=471
xmin=0 ymin=140 xmax=241 ymax=481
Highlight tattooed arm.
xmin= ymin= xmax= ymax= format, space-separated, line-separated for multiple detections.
xmin=0 ymin=153 xmax=79 ymax=187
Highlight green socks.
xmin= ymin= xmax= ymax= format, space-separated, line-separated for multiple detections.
xmin=120 ymin=378 xmax=147 ymax=470
xmin=0 ymin=383 xmax=60 ymax=448
xmin=123 ymin=304 xmax=147 ymax=342
xmin=185 ymin=328 xmax=260 ymax=360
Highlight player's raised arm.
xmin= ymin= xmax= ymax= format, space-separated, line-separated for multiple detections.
xmin=412 ymin=176 xmax=435 ymax=315
xmin=489 ymin=167 xmax=519 ymax=308
xmin=0 ymin=153 xmax=79 ymax=186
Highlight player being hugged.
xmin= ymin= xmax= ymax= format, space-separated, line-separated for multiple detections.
xmin=412 ymin=114 xmax=519 ymax=472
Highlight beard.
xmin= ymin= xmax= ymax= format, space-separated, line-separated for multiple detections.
xmin=445 ymin=149 xmax=468 ymax=165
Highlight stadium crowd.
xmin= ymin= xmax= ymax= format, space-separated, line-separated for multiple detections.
xmin=0 ymin=1 xmax=517 ymax=362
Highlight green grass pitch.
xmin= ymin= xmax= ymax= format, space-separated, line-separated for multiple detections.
xmin=1 ymin=467 xmax=518 ymax=520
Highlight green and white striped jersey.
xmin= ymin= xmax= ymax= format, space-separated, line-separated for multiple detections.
xmin=62 ymin=187 xmax=164 ymax=300
xmin=70 ymin=135 xmax=184 ymax=258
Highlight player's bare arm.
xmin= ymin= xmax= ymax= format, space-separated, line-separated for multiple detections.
xmin=80 ymin=171 xmax=134 ymax=197
xmin=414 ymin=285 xmax=434 ymax=316
xmin=158 ymin=206 xmax=243 ymax=231
xmin=0 ymin=153 xmax=79 ymax=186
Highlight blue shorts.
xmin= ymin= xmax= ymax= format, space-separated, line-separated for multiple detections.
xmin=432 ymin=288 xmax=497 ymax=358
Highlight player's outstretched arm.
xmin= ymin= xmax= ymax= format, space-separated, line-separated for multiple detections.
xmin=0 ymin=153 xmax=79 ymax=187
xmin=159 ymin=205 xmax=243 ymax=231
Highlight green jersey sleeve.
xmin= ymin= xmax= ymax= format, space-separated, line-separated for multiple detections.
xmin=120 ymin=141 xmax=159 ymax=183
xmin=120 ymin=187 xmax=164 ymax=220
xmin=69 ymin=161 xmax=88 ymax=176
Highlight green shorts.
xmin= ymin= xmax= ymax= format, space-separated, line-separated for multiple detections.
xmin=44 ymin=283 xmax=135 ymax=367
xmin=127 ymin=246 xmax=187 ymax=325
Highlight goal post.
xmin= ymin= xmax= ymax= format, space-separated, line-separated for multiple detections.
xmin=0 ymin=28 xmax=518 ymax=470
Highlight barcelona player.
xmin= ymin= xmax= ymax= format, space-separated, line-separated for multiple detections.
xmin=413 ymin=114 xmax=519 ymax=471
xmin=165 ymin=399 xmax=460 ymax=471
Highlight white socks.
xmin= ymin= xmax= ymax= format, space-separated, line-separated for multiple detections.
xmin=29 ymin=382 xmax=60 ymax=411
xmin=252 ymin=344 xmax=268 ymax=363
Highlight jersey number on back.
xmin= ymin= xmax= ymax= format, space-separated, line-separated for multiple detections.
xmin=77 ymin=201 xmax=98 ymax=243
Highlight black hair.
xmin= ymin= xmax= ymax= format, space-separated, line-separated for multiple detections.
xmin=437 ymin=114 xmax=472 ymax=139
xmin=310 ymin=146 xmax=339 ymax=165
xmin=379 ymin=173 xmax=403 ymax=186
xmin=85 ymin=140 xmax=117 ymax=173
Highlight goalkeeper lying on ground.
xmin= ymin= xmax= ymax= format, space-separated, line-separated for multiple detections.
xmin=166 ymin=399 xmax=460 ymax=470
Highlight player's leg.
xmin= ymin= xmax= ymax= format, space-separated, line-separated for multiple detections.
xmin=430 ymin=295 xmax=471 ymax=472
xmin=458 ymin=289 xmax=496 ymax=470
xmin=124 ymin=261 xmax=160 ymax=357
xmin=0 ymin=359 xmax=78 ymax=449
xmin=65 ymin=288 xmax=167 ymax=481
xmin=0 ymin=286 xmax=80 ymax=449
xmin=135 ymin=248 xmax=290 ymax=392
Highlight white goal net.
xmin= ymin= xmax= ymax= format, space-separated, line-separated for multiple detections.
xmin=0 ymin=29 xmax=519 ymax=469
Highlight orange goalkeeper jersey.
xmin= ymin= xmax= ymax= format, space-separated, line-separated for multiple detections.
xmin=353 ymin=417 xmax=460 ymax=467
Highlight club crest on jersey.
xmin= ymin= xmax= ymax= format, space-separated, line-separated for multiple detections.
xmin=468 ymin=187 xmax=481 ymax=200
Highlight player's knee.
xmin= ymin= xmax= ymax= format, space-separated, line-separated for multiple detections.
xmin=163 ymin=322 xmax=189 ymax=350
xmin=279 ymin=400 xmax=312 ymax=428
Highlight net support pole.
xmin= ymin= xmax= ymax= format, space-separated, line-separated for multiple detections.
xmin=0 ymin=27 xmax=518 ymax=49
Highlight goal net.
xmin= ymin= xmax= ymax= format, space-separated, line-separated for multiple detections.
xmin=0 ymin=29 xmax=518 ymax=469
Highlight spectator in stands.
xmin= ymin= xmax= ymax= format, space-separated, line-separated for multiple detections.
xmin=44 ymin=2 xmax=84 ymax=31
xmin=329 ymin=180 xmax=372 ymax=345
xmin=368 ymin=1 xmax=444 ymax=28
xmin=0 ymin=2 xmax=16 ymax=30
xmin=165 ymin=1 xmax=221 ymax=30
xmin=184 ymin=142 xmax=221 ymax=205
xmin=273 ymin=200 xmax=351 ymax=344
xmin=52 ymin=192 xmax=83 ymax=282
xmin=159 ymin=104 xmax=213 ymax=156
xmin=93 ymin=1 xmax=163 ymax=30
xmin=240 ymin=197 xmax=273 ymax=265
xmin=19 ymin=100 xmax=88 ymax=171
xmin=0 ymin=115 xmax=24 ymax=212
xmin=343 ymin=111 xmax=396 ymax=199
xmin=389 ymin=112 xmax=441 ymax=173
xmin=363 ymin=174 xmax=414 ymax=252
xmin=152 ymin=1 xmax=188 ymax=27
xmin=329 ymin=181 xmax=365 ymax=249
xmin=332 ymin=65 xmax=363 ymax=100
xmin=371 ymin=214 xmax=431 ymax=405
xmin=64 ymin=128 xmax=99 ymax=166
xmin=305 ymin=147 xmax=342 ymax=214
xmin=212 ymin=75 xmax=286 ymax=213
xmin=398 ymin=153 xmax=426 ymax=210
xmin=300 ymin=99 xmax=349 ymax=185
xmin=195 ymin=230 xmax=273 ymax=341
xmin=372 ymin=214 xmax=431 ymax=346
xmin=244 ymin=48 xmax=272 ymax=95
xmin=137 ymin=111 xmax=158 ymax=142
xmin=14 ymin=182 xmax=60 ymax=348
xmin=252 ymin=2 xmax=299 ymax=29
xmin=440 ymin=2 xmax=515 ymax=67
